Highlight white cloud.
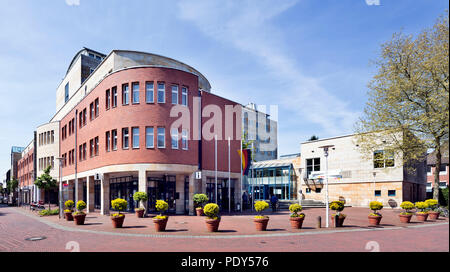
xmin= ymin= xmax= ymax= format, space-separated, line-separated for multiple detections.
xmin=177 ymin=0 xmax=360 ymax=136
xmin=65 ymin=0 xmax=80 ymax=6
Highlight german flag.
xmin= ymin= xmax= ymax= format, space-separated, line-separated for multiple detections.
xmin=238 ymin=149 xmax=251 ymax=175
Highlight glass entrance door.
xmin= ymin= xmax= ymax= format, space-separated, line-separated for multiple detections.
xmin=147 ymin=176 xmax=176 ymax=214
xmin=109 ymin=176 xmax=138 ymax=212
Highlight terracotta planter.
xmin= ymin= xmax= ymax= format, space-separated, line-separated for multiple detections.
xmin=331 ymin=215 xmax=346 ymax=227
xmin=111 ymin=215 xmax=125 ymax=228
xmin=153 ymin=217 xmax=169 ymax=232
xmin=428 ymin=211 xmax=440 ymax=220
xmin=135 ymin=209 xmax=144 ymax=218
xmin=205 ymin=218 xmax=221 ymax=232
xmin=368 ymin=215 xmax=382 ymax=226
xmin=289 ymin=216 xmax=305 ymax=229
xmin=64 ymin=212 xmax=74 ymax=221
xmin=73 ymin=213 xmax=86 ymax=225
xmin=196 ymin=208 xmax=204 ymax=216
xmin=399 ymin=214 xmax=413 ymax=223
xmin=416 ymin=213 xmax=428 ymax=222
xmin=254 ymin=217 xmax=269 ymax=231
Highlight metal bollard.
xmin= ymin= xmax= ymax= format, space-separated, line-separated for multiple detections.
xmin=317 ymin=216 xmax=321 ymax=228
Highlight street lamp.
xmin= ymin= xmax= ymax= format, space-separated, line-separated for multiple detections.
xmin=56 ymin=157 xmax=65 ymax=219
xmin=319 ymin=145 xmax=334 ymax=228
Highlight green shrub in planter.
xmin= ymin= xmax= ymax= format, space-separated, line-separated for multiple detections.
xmin=73 ymin=200 xmax=87 ymax=215
xmin=289 ymin=204 xmax=305 ymax=218
xmin=133 ymin=192 xmax=148 ymax=211
xmin=415 ymin=201 xmax=429 ymax=213
xmin=203 ymin=203 xmax=220 ymax=220
xmin=111 ymin=198 xmax=127 ymax=216
xmin=193 ymin=194 xmax=209 ymax=209
xmin=400 ymin=201 xmax=415 ymax=215
xmin=369 ymin=201 xmax=383 ymax=216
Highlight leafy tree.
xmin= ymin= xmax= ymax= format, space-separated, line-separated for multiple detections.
xmin=34 ymin=165 xmax=57 ymax=210
xmin=6 ymin=178 xmax=19 ymax=204
xmin=355 ymin=11 xmax=449 ymax=201
xmin=308 ymin=135 xmax=319 ymax=141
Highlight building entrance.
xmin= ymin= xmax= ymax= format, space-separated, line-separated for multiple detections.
xmin=109 ymin=176 xmax=138 ymax=212
xmin=147 ymin=175 xmax=176 ymax=214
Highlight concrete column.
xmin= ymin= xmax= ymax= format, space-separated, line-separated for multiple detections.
xmin=138 ymin=170 xmax=148 ymax=216
xmin=87 ymin=176 xmax=95 ymax=213
xmin=101 ymin=173 xmax=110 ymax=215
xmin=75 ymin=179 xmax=83 ymax=204
xmin=175 ymin=174 xmax=184 ymax=215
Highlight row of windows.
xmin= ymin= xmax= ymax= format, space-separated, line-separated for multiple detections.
xmin=39 ymin=130 xmax=55 ymax=146
xmin=427 ymin=164 xmax=448 ymax=174
xmin=18 ymin=154 xmax=34 ymax=172
xmin=38 ymin=156 xmax=54 ymax=171
xmin=61 ymin=127 xmax=189 ymax=167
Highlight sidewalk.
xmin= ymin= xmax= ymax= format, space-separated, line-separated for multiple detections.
xmin=18 ymin=206 xmax=449 ymax=237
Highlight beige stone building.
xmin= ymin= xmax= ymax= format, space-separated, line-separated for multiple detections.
xmin=299 ymin=133 xmax=427 ymax=208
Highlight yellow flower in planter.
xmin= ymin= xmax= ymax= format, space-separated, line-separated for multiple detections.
xmin=203 ymin=203 xmax=220 ymax=219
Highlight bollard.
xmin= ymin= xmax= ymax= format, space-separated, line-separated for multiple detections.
xmin=317 ymin=216 xmax=321 ymax=228
xmin=335 ymin=214 xmax=339 ymax=228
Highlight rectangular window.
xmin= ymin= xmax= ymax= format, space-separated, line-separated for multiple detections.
xmin=122 ymin=84 xmax=129 ymax=105
xmin=146 ymin=127 xmax=154 ymax=148
xmin=388 ymin=190 xmax=396 ymax=196
xmin=122 ymin=128 xmax=129 ymax=149
xmin=157 ymin=127 xmax=165 ymax=148
xmin=172 ymin=85 xmax=178 ymax=104
xmin=132 ymin=82 xmax=139 ymax=104
xmin=90 ymin=102 xmax=94 ymax=120
xmin=95 ymin=98 xmax=99 ymax=117
xmin=83 ymin=109 xmax=87 ymax=126
xmin=181 ymin=87 xmax=188 ymax=106
xmin=83 ymin=143 xmax=87 ymax=160
xmin=182 ymin=129 xmax=188 ymax=150
xmin=374 ymin=190 xmax=381 ymax=197
xmin=79 ymin=111 xmax=83 ymax=128
xmin=171 ymin=128 xmax=179 ymax=149
xmin=157 ymin=82 xmax=165 ymax=103
xmin=106 ymin=131 xmax=111 ymax=152
xmin=315 ymin=188 xmax=321 ymax=193
xmin=112 ymin=129 xmax=117 ymax=150
xmin=106 ymin=89 xmax=111 ymax=110
xmin=374 ymin=150 xmax=395 ymax=168
xmin=79 ymin=145 xmax=82 ymax=161
xmin=95 ymin=136 xmax=99 ymax=156
xmin=112 ymin=86 xmax=117 ymax=108
xmin=132 ymin=127 xmax=140 ymax=149
xmin=65 ymin=82 xmax=69 ymax=103
xmin=90 ymin=139 xmax=94 ymax=157
xmin=439 ymin=164 xmax=447 ymax=173
xmin=146 ymin=82 xmax=154 ymax=103
xmin=306 ymin=158 xmax=320 ymax=177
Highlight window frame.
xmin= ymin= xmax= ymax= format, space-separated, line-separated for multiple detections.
xmin=157 ymin=82 xmax=165 ymax=103
xmin=132 ymin=82 xmax=140 ymax=104
xmin=172 ymin=85 xmax=179 ymax=105
xmin=181 ymin=87 xmax=188 ymax=106
xmin=157 ymin=127 xmax=165 ymax=148
xmin=132 ymin=127 xmax=140 ymax=149
xmin=122 ymin=127 xmax=129 ymax=149
xmin=146 ymin=127 xmax=154 ymax=148
xmin=146 ymin=82 xmax=154 ymax=103
xmin=171 ymin=128 xmax=179 ymax=149
xmin=122 ymin=83 xmax=129 ymax=106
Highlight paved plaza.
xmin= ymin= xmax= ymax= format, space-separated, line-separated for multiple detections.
xmin=0 ymin=205 xmax=448 ymax=252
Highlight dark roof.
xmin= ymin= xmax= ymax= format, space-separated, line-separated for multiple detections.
xmin=427 ymin=143 xmax=449 ymax=165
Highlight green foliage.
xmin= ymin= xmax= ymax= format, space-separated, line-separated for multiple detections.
xmin=415 ymin=201 xmax=429 ymax=212
xmin=39 ymin=208 xmax=59 ymax=216
xmin=111 ymin=198 xmax=128 ymax=214
xmin=308 ymin=135 xmax=319 ymax=141
xmin=400 ymin=201 xmax=415 ymax=212
xmin=76 ymin=200 xmax=87 ymax=212
xmin=354 ymin=11 xmax=449 ymax=201
xmin=65 ymin=200 xmax=74 ymax=210
xmin=439 ymin=187 xmax=449 ymax=207
xmin=425 ymin=199 xmax=439 ymax=211
xmin=7 ymin=178 xmax=18 ymax=193
xmin=34 ymin=166 xmax=57 ymax=190
xmin=369 ymin=201 xmax=383 ymax=213
xmin=155 ymin=200 xmax=168 ymax=215
xmin=193 ymin=194 xmax=209 ymax=208
xmin=330 ymin=201 xmax=345 ymax=212
xmin=203 ymin=203 xmax=220 ymax=219
xmin=254 ymin=201 xmax=269 ymax=213
xmin=289 ymin=204 xmax=304 ymax=218
xmin=133 ymin=192 xmax=148 ymax=202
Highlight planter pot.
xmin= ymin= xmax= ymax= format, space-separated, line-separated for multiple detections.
xmin=416 ymin=213 xmax=428 ymax=222
xmin=73 ymin=213 xmax=86 ymax=225
xmin=153 ymin=217 xmax=169 ymax=232
xmin=331 ymin=215 xmax=346 ymax=227
xmin=368 ymin=215 xmax=382 ymax=226
xmin=289 ymin=217 xmax=305 ymax=229
xmin=428 ymin=211 xmax=440 ymax=220
xmin=254 ymin=217 xmax=269 ymax=231
xmin=64 ymin=212 xmax=74 ymax=221
xmin=111 ymin=215 xmax=125 ymax=228
xmin=135 ymin=209 xmax=144 ymax=218
xmin=205 ymin=218 xmax=221 ymax=232
xmin=399 ymin=214 xmax=413 ymax=223
xmin=196 ymin=208 xmax=204 ymax=216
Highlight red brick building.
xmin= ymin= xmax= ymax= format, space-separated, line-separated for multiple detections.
xmin=426 ymin=145 xmax=449 ymax=197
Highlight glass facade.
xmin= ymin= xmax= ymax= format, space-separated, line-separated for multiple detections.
xmin=247 ymin=165 xmax=296 ymax=201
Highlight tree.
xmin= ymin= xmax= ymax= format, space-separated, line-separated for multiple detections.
xmin=355 ymin=11 xmax=449 ymax=201
xmin=308 ymin=135 xmax=319 ymax=141
xmin=6 ymin=178 xmax=19 ymax=204
xmin=34 ymin=165 xmax=57 ymax=210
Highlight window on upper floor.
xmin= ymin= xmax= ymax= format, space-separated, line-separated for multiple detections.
xmin=122 ymin=84 xmax=129 ymax=105
xmin=90 ymin=139 xmax=94 ymax=157
xmin=171 ymin=128 xmax=179 ymax=149
xmin=112 ymin=129 xmax=118 ymax=151
xmin=95 ymin=136 xmax=99 ymax=156
xmin=90 ymin=102 xmax=94 ymax=120
xmin=157 ymin=83 xmax=165 ymax=103
xmin=157 ymin=127 xmax=165 ymax=148
xmin=122 ymin=128 xmax=129 ymax=149
xmin=95 ymin=98 xmax=99 ymax=117
xmin=132 ymin=82 xmax=139 ymax=104
xmin=83 ymin=108 xmax=87 ymax=126
xmin=181 ymin=87 xmax=188 ymax=106
xmin=146 ymin=82 xmax=154 ymax=103
xmin=106 ymin=131 xmax=111 ymax=152
xmin=373 ymin=150 xmax=394 ymax=169
xmin=65 ymin=82 xmax=69 ymax=103
xmin=306 ymin=158 xmax=320 ymax=178
xmin=172 ymin=85 xmax=178 ymax=105
xmin=106 ymin=89 xmax=111 ymax=110
xmin=132 ymin=127 xmax=139 ymax=149
xmin=146 ymin=127 xmax=154 ymax=148
xmin=112 ymin=86 xmax=118 ymax=108
xmin=182 ymin=129 xmax=188 ymax=150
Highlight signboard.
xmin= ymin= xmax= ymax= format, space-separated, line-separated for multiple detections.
xmin=195 ymin=171 xmax=202 ymax=180
xmin=309 ymin=170 xmax=342 ymax=181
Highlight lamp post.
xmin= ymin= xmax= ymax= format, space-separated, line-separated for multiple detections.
xmin=319 ymin=145 xmax=334 ymax=228
xmin=56 ymin=157 xmax=65 ymax=219
xmin=372 ymin=171 xmax=377 ymax=200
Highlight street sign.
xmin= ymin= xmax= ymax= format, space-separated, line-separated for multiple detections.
xmin=195 ymin=171 xmax=202 ymax=179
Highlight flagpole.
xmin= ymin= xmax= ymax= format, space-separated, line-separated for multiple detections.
xmin=251 ymin=142 xmax=254 ymax=212
xmin=240 ymin=135 xmax=243 ymax=213
xmin=215 ymin=134 xmax=217 ymax=204
xmin=228 ymin=137 xmax=231 ymax=214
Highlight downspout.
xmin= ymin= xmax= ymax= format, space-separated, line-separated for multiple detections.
xmin=74 ymin=110 xmax=78 ymax=203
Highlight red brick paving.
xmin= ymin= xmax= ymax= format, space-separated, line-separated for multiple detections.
xmin=0 ymin=205 xmax=448 ymax=252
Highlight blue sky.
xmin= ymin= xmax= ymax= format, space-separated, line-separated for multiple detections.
xmin=0 ymin=0 xmax=448 ymax=180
